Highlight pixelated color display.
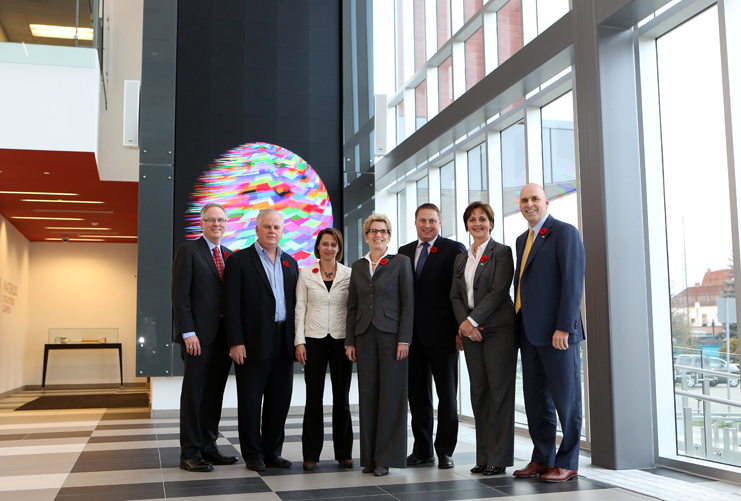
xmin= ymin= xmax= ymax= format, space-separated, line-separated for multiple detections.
xmin=185 ymin=143 xmax=333 ymax=266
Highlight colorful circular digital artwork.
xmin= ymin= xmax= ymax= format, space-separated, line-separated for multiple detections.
xmin=185 ymin=142 xmax=334 ymax=266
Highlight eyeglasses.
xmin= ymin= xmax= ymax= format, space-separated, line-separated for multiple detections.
xmin=366 ymin=228 xmax=390 ymax=235
xmin=320 ymin=242 xmax=338 ymax=248
xmin=202 ymin=218 xmax=226 ymax=224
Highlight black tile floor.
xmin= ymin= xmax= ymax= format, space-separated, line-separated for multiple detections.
xmin=1 ymin=389 xmax=740 ymax=500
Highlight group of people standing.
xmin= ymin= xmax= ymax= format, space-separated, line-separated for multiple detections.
xmin=171 ymin=182 xmax=585 ymax=484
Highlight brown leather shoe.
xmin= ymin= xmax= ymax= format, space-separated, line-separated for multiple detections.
xmin=338 ymin=459 xmax=354 ymax=468
xmin=513 ymin=462 xmax=553 ymax=478
xmin=541 ymin=467 xmax=578 ymax=482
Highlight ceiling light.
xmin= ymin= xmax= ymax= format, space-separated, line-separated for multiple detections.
xmin=0 ymin=191 xmax=78 ymax=196
xmin=22 ymin=199 xmax=103 ymax=204
xmin=13 ymin=216 xmax=83 ymax=221
xmin=45 ymin=238 xmax=104 ymax=242
xmin=45 ymin=227 xmax=112 ymax=230
xmin=34 ymin=210 xmax=113 ymax=214
xmin=30 ymin=24 xmax=94 ymax=41
xmin=79 ymin=235 xmax=137 ymax=239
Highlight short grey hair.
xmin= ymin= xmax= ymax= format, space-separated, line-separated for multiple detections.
xmin=200 ymin=203 xmax=226 ymax=217
xmin=362 ymin=213 xmax=392 ymax=235
xmin=255 ymin=208 xmax=284 ymax=227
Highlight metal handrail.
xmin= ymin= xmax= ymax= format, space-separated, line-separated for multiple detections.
xmin=674 ymin=365 xmax=739 ymax=379
xmin=675 ymin=390 xmax=741 ymax=408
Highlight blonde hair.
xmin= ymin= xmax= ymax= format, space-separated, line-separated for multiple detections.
xmin=362 ymin=213 xmax=393 ymax=235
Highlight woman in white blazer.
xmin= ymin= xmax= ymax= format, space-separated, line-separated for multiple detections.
xmin=295 ymin=228 xmax=354 ymax=471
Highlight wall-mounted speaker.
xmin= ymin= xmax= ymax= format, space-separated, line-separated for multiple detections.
xmin=123 ymin=80 xmax=140 ymax=147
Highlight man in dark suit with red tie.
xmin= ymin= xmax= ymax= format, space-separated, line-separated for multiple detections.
xmin=513 ymin=184 xmax=585 ymax=483
xmin=399 ymin=203 xmax=466 ymax=469
xmin=224 ymin=208 xmax=299 ymax=472
xmin=172 ymin=203 xmax=238 ymax=472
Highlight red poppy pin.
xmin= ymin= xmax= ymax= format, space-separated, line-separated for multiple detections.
xmin=282 ymin=260 xmax=289 ymax=267
xmin=312 ymin=268 xmax=319 ymax=274
xmin=379 ymin=259 xmax=388 ymax=265
xmin=539 ymin=228 xmax=548 ymax=236
xmin=480 ymin=255 xmax=488 ymax=263
xmin=223 ymin=252 xmax=229 ymax=259
xmin=430 ymin=247 xmax=438 ymax=253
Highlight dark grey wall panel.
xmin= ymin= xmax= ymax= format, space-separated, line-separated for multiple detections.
xmin=136 ymin=166 xmax=177 ymax=377
xmin=136 ymin=0 xmax=178 ymax=377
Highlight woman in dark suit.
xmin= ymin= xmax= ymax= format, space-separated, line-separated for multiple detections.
xmin=450 ymin=201 xmax=516 ymax=476
xmin=345 ymin=214 xmax=414 ymax=477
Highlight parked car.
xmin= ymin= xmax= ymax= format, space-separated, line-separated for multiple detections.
xmin=674 ymin=355 xmax=740 ymax=388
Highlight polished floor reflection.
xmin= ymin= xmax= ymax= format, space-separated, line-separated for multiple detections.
xmin=0 ymin=389 xmax=738 ymax=500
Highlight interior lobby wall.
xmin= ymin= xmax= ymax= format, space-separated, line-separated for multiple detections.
xmin=0 ymin=214 xmax=30 ymax=396
xmin=97 ymin=0 xmax=144 ymax=183
xmin=26 ymin=242 xmax=144 ymax=387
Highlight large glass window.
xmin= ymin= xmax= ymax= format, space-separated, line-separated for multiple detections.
xmin=440 ymin=162 xmax=456 ymax=238
xmin=415 ymin=81 xmax=427 ymax=130
xmin=501 ymin=122 xmax=526 ymax=220
xmin=397 ymin=189 xmax=407 ymax=249
xmin=541 ymin=91 xmax=577 ymax=204
xmin=536 ymin=0 xmax=569 ymax=34
xmin=395 ymin=0 xmax=405 ymax=88
xmin=464 ymin=0 xmax=483 ymax=23
xmin=468 ymin=143 xmax=487 ymax=204
xmin=498 ymin=0 xmax=523 ymax=65
xmin=396 ymin=101 xmax=405 ymax=145
xmin=414 ymin=0 xmax=426 ymax=72
xmin=438 ymin=57 xmax=453 ymax=112
xmin=417 ymin=176 xmax=429 ymax=205
xmin=437 ymin=0 xmax=451 ymax=49
xmin=465 ymin=28 xmax=484 ymax=90
xmin=657 ymin=6 xmax=740 ymax=467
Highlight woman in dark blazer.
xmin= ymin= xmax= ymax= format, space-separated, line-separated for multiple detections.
xmin=345 ymin=214 xmax=414 ymax=477
xmin=450 ymin=201 xmax=517 ymax=476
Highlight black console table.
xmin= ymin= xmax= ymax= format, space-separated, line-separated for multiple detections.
xmin=42 ymin=343 xmax=123 ymax=389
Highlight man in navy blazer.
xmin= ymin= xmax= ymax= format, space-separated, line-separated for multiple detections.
xmin=513 ymin=184 xmax=585 ymax=483
xmin=399 ymin=204 xmax=465 ymax=469
xmin=172 ymin=203 xmax=238 ymax=472
xmin=224 ymin=209 xmax=299 ymax=472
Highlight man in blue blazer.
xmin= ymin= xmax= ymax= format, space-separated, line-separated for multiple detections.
xmin=513 ymin=184 xmax=585 ymax=483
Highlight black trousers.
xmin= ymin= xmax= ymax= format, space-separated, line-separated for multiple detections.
xmin=179 ymin=321 xmax=233 ymax=461
xmin=301 ymin=335 xmax=353 ymax=461
xmin=408 ymin=342 xmax=459 ymax=458
xmin=234 ymin=324 xmax=294 ymax=461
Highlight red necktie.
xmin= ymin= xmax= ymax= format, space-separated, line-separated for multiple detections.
xmin=213 ymin=246 xmax=224 ymax=280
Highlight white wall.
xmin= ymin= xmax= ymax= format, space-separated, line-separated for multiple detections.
xmin=0 ymin=43 xmax=100 ymax=154
xmin=97 ymin=0 xmax=143 ymax=182
xmin=0 ymin=215 xmax=30 ymax=396
xmin=26 ymin=242 xmax=144 ymax=386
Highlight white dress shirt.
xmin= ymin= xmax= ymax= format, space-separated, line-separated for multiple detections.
xmin=464 ymin=239 xmax=490 ymax=327
xmin=363 ymin=249 xmax=392 ymax=277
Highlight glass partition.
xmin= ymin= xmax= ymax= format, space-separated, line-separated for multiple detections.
xmin=657 ymin=5 xmax=741 ymax=467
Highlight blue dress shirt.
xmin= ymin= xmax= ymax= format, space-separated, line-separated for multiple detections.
xmin=255 ymin=241 xmax=287 ymax=322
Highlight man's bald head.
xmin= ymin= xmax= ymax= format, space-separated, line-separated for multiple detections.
xmin=519 ymin=183 xmax=549 ymax=226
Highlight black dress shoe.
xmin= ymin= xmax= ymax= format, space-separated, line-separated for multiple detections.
xmin=374 ymin=466 xmax=389 ymax=476
xmin=180 ymin=458 xmax=214 ymax=472
xmin=438 ymin=455 xmax=454 ymax=469
xmin=483 ymin=466 xmax=506 ymax=475
xmin=265 ymin=456 xmax=292 ymax=468
xmin=406 ymin=454 xmax=435 ymax=466
xmin=202 ymin=451 xmax=238 ymax=465
xmin=245 ymin=458 xmax=266 ymax=471
xmin=470 ymin=465 xmax=486 ymax=473
xmin=362 ymin=465 xmax=375 ymax=473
